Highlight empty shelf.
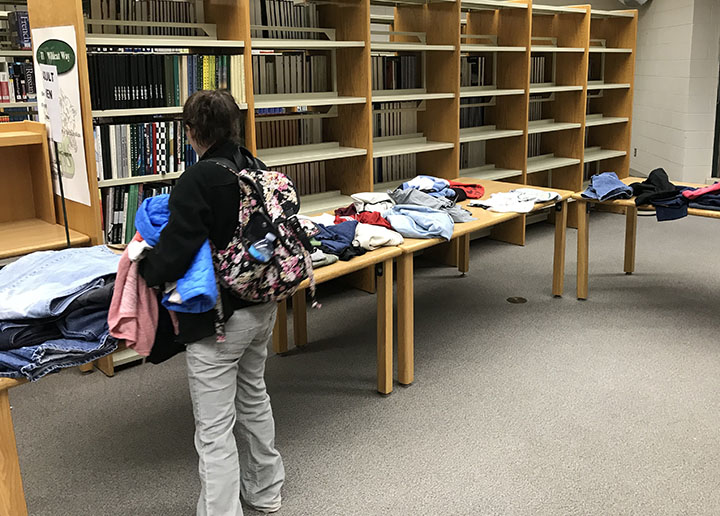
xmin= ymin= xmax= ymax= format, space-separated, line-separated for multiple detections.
xmin=587 ymin=82 xmax=631 ymax=90
xmin=583 ymin=146 xmax=627 ymax=163
xmin=460 ymin=125 xmax=523 ymax=143
xmin=461 ymin=44 xmax=526 ymax=52
xmin=251 ymin=39 xmax=364 ymax=50
xmin=85 ymin=36 xmax=245 ymax=48
xmin=529 ymin=84 xmax=583 ymax=94
xmin=373 ymin=135 xmax=454 ymax=158
xmin=585 ymin=114 xmax=629 ymax=127
xmin=254 ymin=93 xmax=365 ymax=109
xmin=373 ymin=179 xmax=406 ymax=192
xmin=532 ymin=4 xmax=586 ymax=15
xmin=528 ymin=119 xmax=581 ymax=135
xmin=257 ymin=142 xmax=367 ymax=167
xmin=462 ymin=0 xmax=528 ymax=10
xmin=370 ymin=14 xmax=395 ymax=24
xmin=0 ymin=219 xmax=90 ymax=259
xmin=589 ymin=47 xmax=633 ymax=54
xmin=0 ymin=102 xmax=37 ymax=110
xmin=590 ymin=9 xmax=635 ymax=18
xmin=0 ymin=130 xmax=44 ymax=147
xmin=459 ymin=164 xmax=522 ymax=181
xmin=531 ymin=46 xmax=585 ymax=53
xmin=112 ymin=348 xmax=144 ymax=367
xmin=371 ymin=42 xmax=455 ymax=52
xmin=460 ymin=87 xmax=525 ymax=98
xmin=372 ymin=90 xmax=454 ymax=102
xmin=98 ymin=172 xmax=184 ymax=188
xmin=527 ymin=154 xmax=580 ymax=173
xmin=298 ymin=190 xmax=353 ymax=215
xmin=0 ymin=49 xmax=32 ymax=57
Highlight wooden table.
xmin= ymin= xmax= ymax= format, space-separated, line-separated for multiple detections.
xmin=1 ymin=377 xmax=28 ymax=516
xmin=573 ymin=177 xmax=718 ymax=300
xmin=395 ymin=179 xmax=575 ymax=387
xmin=272 ymin=246 xmax=402 ymax=395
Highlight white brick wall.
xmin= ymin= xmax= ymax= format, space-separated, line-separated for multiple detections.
xmin=630 ymin=0 xmax=720 ymax=183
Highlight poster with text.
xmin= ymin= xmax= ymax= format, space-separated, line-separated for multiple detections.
xmin=32 ymin=25 xmax=91 ymax=207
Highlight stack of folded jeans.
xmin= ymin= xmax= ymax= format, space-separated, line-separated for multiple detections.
xmin=0 ymin=246 xmax=121 ymax=381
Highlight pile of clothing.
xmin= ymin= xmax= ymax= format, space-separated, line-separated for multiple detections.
xmin=0 ymin=246 xmax=121 ymax=381
xmin=583 ymin=168 xmax=720 ymax=221
xmin=469 ymin=188 xmax=561 ymax=213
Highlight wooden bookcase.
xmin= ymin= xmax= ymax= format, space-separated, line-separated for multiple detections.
xmin=22 ymin=0 xmax=636 ymax=240
xmin=0 ymin=121 xmax=90 ymax=259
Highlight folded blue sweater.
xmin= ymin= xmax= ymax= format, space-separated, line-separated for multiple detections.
xmin=135 ymin=195 xmax=217 ymax=314
xmin=383 ymin=205 xmax=454 ymax=240
xmin=581 ymin=172 xmax=633 ymax=201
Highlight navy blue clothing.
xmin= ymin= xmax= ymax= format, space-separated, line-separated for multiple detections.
xmin=315 ymin=220 xmax=358 ymax=254
xmin=689 ymin=192 xmax=720 ymax=211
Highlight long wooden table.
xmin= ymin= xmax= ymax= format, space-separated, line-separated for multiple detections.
xmin=573 ymin=177 xmax=719 ymax=300
xmin=1 ymin=377 xmax=28 ymax=516
xmin=395 ymin=179 xmax=575 ymax=387
xmin=272 ymin=246 xmax=402 ymax=394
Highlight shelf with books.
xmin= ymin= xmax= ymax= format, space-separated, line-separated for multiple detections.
xmin=254 ymin=93 xmax=365 ymax=109
xmin=0 ymin=101 xmax=37 ymax=110
xmin=371 ymin=90 xmax=454 ymax=102
xmin=98 ymin=172 xmax=184 ymax=188
xmin=0 ymin=50 xmax=32 ymax=57
xmin=526 ymin=153 xmax=580 ymax=174
xmin=257 ymin=142 xmax=367 ymax=167
xmin=85 ymin=35 xmax=245 ymax=48
xmin=372 ymin=134 xmax=454 ymax=158
xmin=527 ymin=119 xmax=581 ymax=135
xmin=459 ymin=125 xmax=523 ymax=143
xmin=459 ymin=164 xmax=522 ymax=181
xmin=297 ymin=190 xmax=353 ymax=216
xmin=584 ymin=114 xmax=628 ymax=127
xmin=582 ymin=146 xmax=626 ymax=164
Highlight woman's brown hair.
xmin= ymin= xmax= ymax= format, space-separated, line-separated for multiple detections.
xmin=183 ymin=89 xmax=244 ymax=148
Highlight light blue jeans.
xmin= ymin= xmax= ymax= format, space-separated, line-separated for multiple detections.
xmin=186 ymin=302 xmax=284 ymax=516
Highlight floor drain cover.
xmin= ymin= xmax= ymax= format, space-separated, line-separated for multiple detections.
xmin=506 ymin=297 xmax=528 ymax=304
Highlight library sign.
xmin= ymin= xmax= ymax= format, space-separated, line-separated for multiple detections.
xmin=31 ymin=25 xmax=91 ymax=207
xmin=36 ymin=40 xmax=76 ymax=75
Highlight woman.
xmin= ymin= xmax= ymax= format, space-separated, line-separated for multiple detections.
xmin=140 ymin=89 xmax=284 ymax=516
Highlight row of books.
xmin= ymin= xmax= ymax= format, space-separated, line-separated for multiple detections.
xmin=256 ymin=116 xmax=321 ymax=152
xmin=87 ymin=52 xmax=246 ymax=110
xmin=373 ymin=101 xmax=417 ymax=184
xmin=102 ymin=184 xmax=173 ymax=245
xmin=93 ymin=121 xmax=198 ymax=181
xmin=459 ymin=141 xmax=485 ymax=171
xmin=460 ymin=56 xmax=489 ymax=88
xmin=0 ymin=58 xmax=35 ymax=103
xmin=371 ymin=56 xmax=420 ymax=91
xmin=252 ymin=53 xmax=329 ymax=95
xmin=459 ymin=98 xmax=485 ymax=129
xmin=86 ymin=0 xmax=205 ymax=36
xmin=249 ymin=0 xmax=321 ymax=40
xmin=530 ymin=55 xmax=548 ymax=84
xmin=275 ymin=163 xmax=326 ymax=197
xmin=2 ymin=11 xmax=30 ymax=50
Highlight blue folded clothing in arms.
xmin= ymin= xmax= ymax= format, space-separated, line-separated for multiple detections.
xmin=135 ymin=194 xmax=218 ymax=313
xmin=581 ymin=172 xmax=633 ymax=202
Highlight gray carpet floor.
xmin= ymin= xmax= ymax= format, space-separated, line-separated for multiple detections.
xmin=9 ymin=211 xmax=720 ymax=516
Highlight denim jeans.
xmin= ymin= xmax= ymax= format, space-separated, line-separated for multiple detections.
xmin=0 ymin=246 xmax=120 ymax=320
xmin=186 ymin=302 xmax=284 ymax=516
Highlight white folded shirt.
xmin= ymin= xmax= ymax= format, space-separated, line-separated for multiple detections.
xmin=469 ymin=188 xmax=560 ymax=213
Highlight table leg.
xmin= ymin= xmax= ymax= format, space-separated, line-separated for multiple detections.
xmin=0 ymin=389 xmax=28 ymax=516
xmin=396 ymin=253 xmax=414 ymax=387
xmin=577 ymin=200 xmax=590 ymax=300
xmin=458 ymin=234 xmax=470 ymax=275
xmin=95 ymin=355 xmax=115 ymax=377
xmin=376 ymin=259 xmax=393 ymax=395
xmin=292 ymin=290 xmax=308 ymax=349
xmin=272 ymin=299 xmax=288 ymax=354
xmin=624 ymin=205 xmax=637 ymax=275
xmin=552 ymin=200 xmax=568 ymax=297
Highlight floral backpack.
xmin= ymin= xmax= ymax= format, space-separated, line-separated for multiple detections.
xmin=209 ymin=149 xmax=317 ymax=339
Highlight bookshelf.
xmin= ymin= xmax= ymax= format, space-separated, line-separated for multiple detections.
xmin=22 ymin=0 xmax=636 ymax=244
xmin=0 ymin=121 xmax=90 ymax=259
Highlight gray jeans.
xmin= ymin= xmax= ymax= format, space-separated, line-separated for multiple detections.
xmin=186 ymin=302 xmax=284 ymax=516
